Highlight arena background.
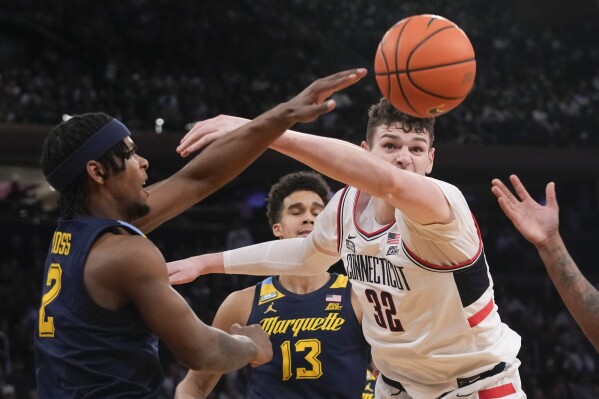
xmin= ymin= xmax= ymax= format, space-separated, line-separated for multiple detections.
xmin=1 ymin=1 xmax=598 ymax=397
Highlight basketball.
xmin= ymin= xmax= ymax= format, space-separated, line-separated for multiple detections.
xmin=374 ymin=14 xmax=476 ymax=118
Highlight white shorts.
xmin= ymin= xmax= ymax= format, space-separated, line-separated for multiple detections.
xmin=375 ymin=359 xmax=526 ymax=399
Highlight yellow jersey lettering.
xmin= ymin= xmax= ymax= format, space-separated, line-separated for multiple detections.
xmin=325 ymin=303 xmax=343 ymax=311
xmin=51 ymin=231 xmax=71 ymax=255
xmin=261 ymin=313 xmax=346 ymax=337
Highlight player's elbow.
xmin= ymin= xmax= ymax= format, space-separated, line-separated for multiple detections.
xmin=177 ymin=331 xmax=256 ymax=374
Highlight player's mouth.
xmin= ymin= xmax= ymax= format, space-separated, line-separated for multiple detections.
xmin=298 ymin=229 xmax=313 ymax=237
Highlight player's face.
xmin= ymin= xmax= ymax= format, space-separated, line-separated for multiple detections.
xmin=362 ymin=124 xmax=434 ymax=176
xmin=272 ymin=190 xmax=325 ymax=239
xmin=109 ymin=137 xmax=150 ymax=220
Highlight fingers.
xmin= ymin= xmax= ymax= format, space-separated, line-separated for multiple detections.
xmin=508 ymin=174 xmax=533 ymax=202
xmin=167 ymin=263 xmax=194 ymax=285
xmin=545 ymin=181 xmax=558 ymax=210
xmin=312 ymin=68 xmax=367 ymax=103
xmin=288 ymin=69 xmax=365 ymax=123
xmin=168 ymin=271 xmax=187 ymax=285
xmin=321 ymin=68 xmax=367 ymax=90
xmin=321 ymin=68 xmax=368 ymax=86
xmin=168 ymin=270 xmax=194 ymax=285
xmin=178 ymin=128 xmax=216 ymax=153
xmin=496 ymin=196 xmax=518 ymax=222
xmin=229 ymin=323 xmax=242 ymax=333
xmin=178 ymin=115 xmax=250 ymax=157
xmin=491 ymin=177 xmax=521 ymax=221
xmin=179 ymin=132 xmax=222 ymax=157
xmin=491 ymin=174 xmax=532 ymax=204
xmin=490 ymin=178 xmax=516 ymax=203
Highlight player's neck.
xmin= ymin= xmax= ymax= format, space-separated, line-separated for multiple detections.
xmin=372 ymin=197 xmax=395 ymax=225
xmin=278 ymin=273 xmax=330 ymax=295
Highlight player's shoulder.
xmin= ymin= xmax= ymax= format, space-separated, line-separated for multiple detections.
xmin=214 ymin=286 xmax=255 ymax=329
xmin=427 ymin=176 xmax=463 ymax=196
xmin=101 ymin=230 xmax=158 ymax=254
xmin=225 ymin=285 xmax=256 ymax=304
xmin=91 ymin=231 xmax=164 ymax=273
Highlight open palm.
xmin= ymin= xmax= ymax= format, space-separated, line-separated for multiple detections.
xmin=491 ymin=175 xmax=559 ymax=247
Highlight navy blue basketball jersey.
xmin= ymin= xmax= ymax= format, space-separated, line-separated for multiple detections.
xmin=246 ymin=273 xmax=369 ymax=399
xmin=35 ymin=217 xmax=162 ymax=398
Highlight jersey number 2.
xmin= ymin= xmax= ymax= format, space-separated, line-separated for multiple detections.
xmin=281 ymin=339 xmax=323 ymax=380
xmin=39 ymin=263 xmax=63 ymax=337
xmin=365 ymin=289 xmax=403 ymax=332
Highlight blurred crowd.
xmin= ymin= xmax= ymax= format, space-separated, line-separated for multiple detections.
xmin=1 ymin=0 xmax=598 ymax=145
xmin=1 ymin=0 xmax=599 ymax=398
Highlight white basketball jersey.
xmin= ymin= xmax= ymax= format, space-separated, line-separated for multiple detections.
xmin=311 ymin=179 xmax=521 ymax=398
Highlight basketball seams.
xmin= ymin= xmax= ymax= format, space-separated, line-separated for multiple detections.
xmin=406 ymin=26 xmax=456 ymax=71
xmin=374 ymin=14 xmax=475 ymax=117
xmin=394 ymin=17 xmax=421 ymax=116
xmin=406 ymin=25 xmax=473 ymax=102
xmin=376 ymin=19 xmax=408 ymax=101
xmin=377 ymin=43 xmax=391 ymax=99
xmin=374 ymin=58 xmax=476 ymax=76
xmin=406 ymin=61 xmax=475 ymax=100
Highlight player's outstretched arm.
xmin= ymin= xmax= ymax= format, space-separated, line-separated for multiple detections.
xmin=105 ymin=236 xmax=272 ymax=371
xmin=269 ymin=131 xmax=450 ymax=225
xmin=176 ymin=114 xmax=449 ymax=225
xmin=133 ymin=68 xmax=366 ymax=233
xmin=168 ymin=236 xmax=339 ymax=285
xmin=492 ymin=174 xmax=599 ymax=351
xmin=175 ymin=288 xmax=254 ymax=399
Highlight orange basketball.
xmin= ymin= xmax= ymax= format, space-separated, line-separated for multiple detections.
xmin=374 ymin=14 xmax=476 ymax=118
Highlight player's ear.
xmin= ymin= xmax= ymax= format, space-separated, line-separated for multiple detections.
xmin=360 ymin=141 xmax=370 ymax=151
xmin=426 ymin=147 xmax=435 ymax=175
xmin=272 ymin=223 xmax=283 ymax=238
xmin=87 ymin=161 xmax=107 ymax=185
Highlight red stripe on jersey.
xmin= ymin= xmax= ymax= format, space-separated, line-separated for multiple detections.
xmin=478 ymin=383 xmax=516 ymax=398
xmin=401 ymin=212 xmax=483 ymax=271
xmin=468 ymin=298 xmax=494 ymax=327
xmin=336 ymin=186 xmax=350 ymax=253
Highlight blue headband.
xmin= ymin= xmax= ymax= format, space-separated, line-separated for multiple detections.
xmin=46 ymin=119 xmax=131 ymax=192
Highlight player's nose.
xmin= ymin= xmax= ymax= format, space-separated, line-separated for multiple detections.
xmin=394 ymin=147 xmax=412 ymax=167
xmin=137 ymin=154 xmax=149 ymax=170
xmin=302 ymin=212 xmax=316 ymax=224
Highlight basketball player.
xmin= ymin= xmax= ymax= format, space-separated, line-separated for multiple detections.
xmin=173 ymin=171 xmax=371 ymax=398
xmin=492 ymin=174 xmax=599 ymax=352
xmin=34 ymin=68 xmax=366 ymax=397
xmin=168 ymin=98 xmax=526 ymax=399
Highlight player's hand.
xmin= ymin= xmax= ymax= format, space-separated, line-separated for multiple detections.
xmin=230 ymin=323 xmax=273 ymax=367
xmin=177 ymin=115 xmax=251 ymax=158
xmin=167 ymin=257 xmax=202 ymax=284
xmin=167 ymin=253 xmax=224 ymax=285
xmin=491 ymin=174 xmax=560 ymax=247
xmin=272 ymin=68 xmax=367 ymax=125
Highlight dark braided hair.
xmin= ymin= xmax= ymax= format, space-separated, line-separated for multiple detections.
xmin=266 ymin=171 xmax=332 ymax=226
xmin=366 ymin=98 xmax=435 ymax=146
xmin=40 ymin=112 xmax=132 ymax=218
